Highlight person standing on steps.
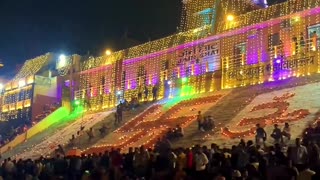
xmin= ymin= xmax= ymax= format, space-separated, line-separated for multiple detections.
xmin=87 ymin=128 xmax=94 ymax=142
xmin=115 ymin=103 xmax=123 ymax=124
xmin=271 ymin=124 xmax=282 ymax=143
xmin=152 ymin=85 xmax=158 ymax=101
xmin=255 ymin=123 xmax=267 ymax=146
xmin=282 ymin=122 xmax=291 ymax=142
xmin=144 ymin=85 xmax=149 ymax=101
xmin=138 ymin=87 xmax=142 ymax=102
xmin=197 ymin=111 xmax=203 ymax=131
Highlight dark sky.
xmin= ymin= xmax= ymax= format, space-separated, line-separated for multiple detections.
xmin=0 ymin=0 xmax=181 ymax=77
xmin=0 ymin=0 xmax=279 ymax=78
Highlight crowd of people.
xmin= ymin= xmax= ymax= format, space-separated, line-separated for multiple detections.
xmin=137 ymin=85 xmax=158 ymax=102
xmin=0 ymin=126 xmax=28 ymax=148
xmin=255 ymin=121 xmax=320 ymax=147
xmin=255 ymin=123 xmax=291 ymax=145
xmin=2 ymin=135 xmax=320 ymax=180
xmin=0 ymin=102 xmax=61 ymax=149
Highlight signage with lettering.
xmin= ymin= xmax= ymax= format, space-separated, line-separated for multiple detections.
xmin=267 ymin=56 xmax=315 ymax=71
xmin=225 ymin=56 xmax=316 ymax=81
xmin=176 ymin=41 xmax=220 ymax=72
xmin=227 ymin=66 xmax=265 ymax=80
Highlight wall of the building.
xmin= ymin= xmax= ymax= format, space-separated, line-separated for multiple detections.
xmin=32 ymin=76 xmax=59 ymax=122
xmin=220 ymin=8 xmax=320 ymax=88
xmin=77 ymin=64 xmax=116 ymax=110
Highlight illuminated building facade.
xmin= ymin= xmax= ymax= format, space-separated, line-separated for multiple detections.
xmin=75 ymin=0 xmax=320 ymax=111
xmin=0 ymin=53 xmax=81 ymax=127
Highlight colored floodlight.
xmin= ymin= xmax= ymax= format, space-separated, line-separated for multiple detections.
xmin=182 ymin=77 xmax=187 ymax=83
xmin=74 ymin=100 xmax=80 ymax=106
xmin=58 ymin=54 xmax=67 ymax=68
xmin=105 ymin=49 xmax=112 ymax=56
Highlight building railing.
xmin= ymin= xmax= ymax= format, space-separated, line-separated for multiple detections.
xmin=222 ymin=37 xmax=320 ymax=88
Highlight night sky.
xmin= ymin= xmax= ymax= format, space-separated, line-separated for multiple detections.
xmin=0 ymin=0 xmax=279 ymax=79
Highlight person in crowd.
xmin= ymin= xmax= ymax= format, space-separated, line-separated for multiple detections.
xmin=281 ymin=122 xmax=291 ymax=141
xmin=204 ymin=116 xmax=212 ymax=131
xmin=114 ymin=103 xmax=123 ymax=125
xmin=129 ymin=96 xmax=139 ymax=109
xmin=86 ymin=128 xmax=94 ymax=141
xmin=197 ymin=111 xmax=204 ymax=131
xmin=80 ymin=124 xmax=85 ymax=132
xmin=114 ymin=110 xmax=119 ymax=125
xmin=152 ymin=85 xmax=158 ymax=101
xmin=271 ymin=124 xmax=282 ymax=143
xmin=166 ymin=128 xmax=175 ymax=140
xmin=69 ymin=134 xmax=76 ymax=146
xmin=55 ymin=145 xmax=65 ymax=156
xmin=124 ymin=147 xmax=134 ymax=178
xmin=134 ymin=145 xmax=150 ymax=179
xmin=289 ymin=138 xmax=308 ymax=171
xmin=138 ymin=88 xmax=143 ymax=102
xmin=303 ymin=124 xmax=314 ymax=144
xmin=255 ymin=123 xmax=267 ymax=146
xmin=308 ymin=142 xmax=320 ymax=169
xmin=111 ymin=148 xmax=123 ymax=180
xmin=300 ymin=32 xmax=306 ymax=53
xmin=99 ymin=123 xmax=108 ymax=136
xmin=144 ymin=86 xmax=149 ymax=101
xmin=123 ymin=99 xmax=129 ymax=110
xmin=204 ymin=116 xmax=215 ymax=131
xmin=176 ymin=148 xmax=186 ymax=171
xmin=194 ymin=145 xmax=209 ymax=179
xmin=314 ymin=121 xmax=320 ymax=134
xmin=174 ymin=124 xmax=184 ymax=138
xmin=293 ymin=36 xmax=299 ymax=54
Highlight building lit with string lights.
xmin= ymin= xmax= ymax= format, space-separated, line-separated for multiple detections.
xmin=1 ymin=0 xmax=320 ymax=125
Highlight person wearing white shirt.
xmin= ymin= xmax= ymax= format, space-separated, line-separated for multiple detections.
xmin=195 ymin=147 xmax=209 ymax=178
xmin=289 ymin=138 xmax=308 ymax=171
xmin=282 ymin=122 xmax=291 ymax=141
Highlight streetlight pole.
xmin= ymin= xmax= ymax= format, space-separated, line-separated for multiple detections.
xmin=70 ymin=55 xmax=74 ymax=108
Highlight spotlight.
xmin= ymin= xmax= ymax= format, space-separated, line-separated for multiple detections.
xmin=58 ymin=54 xmax=67 ymax=68
xmin=227 ymin=14 xmax=234 ymax=22
xmin=74 ymin=100 xmax=80 ymax=106
xmin=19 ymin=80 xmax=26 ymax=87
xmin=182 ymin=77 xmax=187 ymax=83
xmin=105 ymin=49 xmax=112 ymax=56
